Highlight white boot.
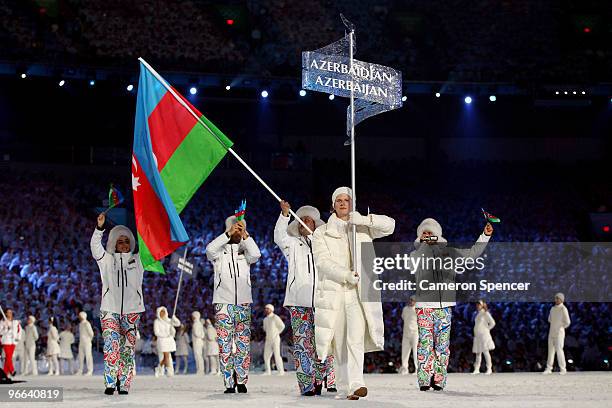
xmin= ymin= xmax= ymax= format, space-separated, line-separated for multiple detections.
xmin=167 ymin=362 xmax=174 ymax=377
xmin=472 ymin=369 xmax=480 ymax=375
xmin=542 ymin=369 xmax=552 ymax=375
xmin=154 ymin=365 xmax=162 ymax=378
xmin=559 ymin=369 xmax=567 ymax=375
xmin=399 ymin=367 xmax=408 ymax=375
xmin=485 ymin=368 xmax=492 ymax=375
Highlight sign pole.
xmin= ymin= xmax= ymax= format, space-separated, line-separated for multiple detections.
xmin=349 ymin=29 xmax=358 ymax=274
xmin=172 ymin=247 xmax=188 ymax=318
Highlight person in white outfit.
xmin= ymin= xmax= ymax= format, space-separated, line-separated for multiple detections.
xmin=274 ymin=201 xmax=336 ymax=395
xmin=399 ymin=296 xmax=418 ymax=375
xmin=543 ymin=293 xmax=571 ymax=375
xmin=0 ymin=309 xmax=22 ymax=377
xmin=262 ymin=304 xmax=285 ymax=376
xmin=472 ymin=300 xmax=496 ymax=375
xmin=205 ymin=319 xmax=220 ymax=375
xmin=191 ymin=311 xmax=206 ymax=375
xmin=58 ymin=324 xmax=76 ymax=375
xmin=23 ymin=316 xmax=39 ymax=375
xmin=15 ymin=330 xmax=26 ymax=375
xmin=153 ymin=306 xmax=180 ymax=377
xmin=76 ymin=312 xmax=94 ymax=376
xmin=174 ymin=325 xmax=190 ymax=374
xmin=45 ymin=317 xmax=60 ymax=376
xmin=312 ymin=186 xmax=395 ymax=400
xmin=206 ymin=213 xmax=261 ymax=393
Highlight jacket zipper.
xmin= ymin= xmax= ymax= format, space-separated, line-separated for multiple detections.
xmin=120 ymin=256 xmax=125 ymax=315
xmin=306 ymin=237 xmax=316 ymax=308
xmin=230 ymin=246 xmax=238 ymax=305
xmin=103 ymin=288 xmax=110 ymax=298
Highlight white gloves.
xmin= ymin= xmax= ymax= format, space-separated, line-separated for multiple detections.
xmin=348 ymin=211 xmax=370 ymax=226
xmin=346 ymin=270 xmax=360 ymax=286
xmin=171 ymin=315 xmax=181 ymax=327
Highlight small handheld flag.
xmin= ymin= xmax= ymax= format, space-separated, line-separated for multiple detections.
xmin=234 ymin=199 xmax=247 ymax=221
xmin=482 ymin=208 xmax=501 ymax=223
xmin=106 ymin=184 xmax=124 ymax=212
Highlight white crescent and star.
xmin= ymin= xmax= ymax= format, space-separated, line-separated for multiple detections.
xmin=132 ymin=155 xmax=141 ymax=191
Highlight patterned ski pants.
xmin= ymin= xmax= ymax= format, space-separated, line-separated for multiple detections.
xmin=416 ymin=307 xmax=452 ymax=389
xmin=288 ymin=306 xmax=336 ymax=394
xmin=101 ymin=311 xmax=140 ymax=390
xmin=214 ymin=303 xmax=251 ymax=389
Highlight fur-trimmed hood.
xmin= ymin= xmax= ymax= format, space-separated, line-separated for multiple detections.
xmin=106 ymin=225 xmax=136 ymax=253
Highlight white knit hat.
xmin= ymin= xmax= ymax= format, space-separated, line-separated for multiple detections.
xmin=555 ymin=292 xmax=565 ymax=302
xmin=264 ymin=304 xmax=274 ymax=312
xmin=331 ymin=186 xmax=353 ymax=207
xmin=192 ymin=311 xmax=201 ymax=320
xmin=78 ymin=311 xmax=87 ymax=320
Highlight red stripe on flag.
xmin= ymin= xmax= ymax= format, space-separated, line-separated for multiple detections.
xmin=132 ymin=155 xmax=184 ymax=260
xmin=147 ymin=89 xmax=199 ymax=171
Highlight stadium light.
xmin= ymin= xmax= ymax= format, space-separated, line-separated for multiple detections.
xmin=189 ymin=87 xmax=197 ymax=95
xmin=464 ymin=96 xmax=472 ymax=104
xmin=58 ymin=80 xmax=65 ymax=87
xmin=225 ymin=85 xmax=231 ymax=91
xmin=89 ymin=80 xmax=95 ymax=86
xmin=329 ymin=94 xmax=335 ymax=100
xmin=299 ymin=90 xmax=306 ymax=97
xmin=20 ymin=73 xmax=27 ymax=79
xmin=261 ymin=90 xmax=268 ymax=98
xmin=401 ymin=95 xmax=407 ymax=102
xmin=127 ymin=84 xmax=134 ymax=92
xmin=489 ymin=95 xmax=496 ymax=102
xmin=435 ymin=92 xmax=441 ymax=98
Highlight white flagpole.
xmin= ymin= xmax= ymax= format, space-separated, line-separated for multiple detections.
xmin=172 ymin=247 xmax=188 ymax=318
xmin=348 ymin=30 xmax=357 ymax=274
xmin=137 ymin=57 xmax=313 ymax=235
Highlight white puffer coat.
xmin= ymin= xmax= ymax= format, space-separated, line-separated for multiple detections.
xmin=312 ymin=212 xmax=395 ymax=359
xmin=154 ymin=306 xmax=180 ymax=353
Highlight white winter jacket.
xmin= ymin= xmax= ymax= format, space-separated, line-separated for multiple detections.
xmin=46 ymin=326 xmax=60 ymax=356
xmin=548 ymin=303 xmax=571 ymax=337
xmin=59 ymin=330 xmax=75 ymax=359
xmin=206 ymin=233 xmax=261 ymax=305
xmin=205 ymin=324 xmax=219 ymax=356
xmin=91 ymin=227 xmax=145 ymax=315
xmin=24 ymin=323 xmax=39 ymax=347
xmin=263 ymin=313 xmax=285 ymax=340
xmin=79 ymin=320 xmax=94 ymax=343
xmin=312 ymin=212 xmax=395 ymax=359
xmin=0 ymin=319 xmax=22 ymax=345
xmin=191 ymin=319 xmax=205 ymax=345
xmin=274 ymin=214 xmax=318 ymax=308
xmin=401 ymin=306 xmax=418 ymax=337
xmin=154 ymin=307 xmax=180 ymax=353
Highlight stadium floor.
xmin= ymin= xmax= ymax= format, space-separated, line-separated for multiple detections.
xmin=1 ymin=371 xmax=609 ymax=408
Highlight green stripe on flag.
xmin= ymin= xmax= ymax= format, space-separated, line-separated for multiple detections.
xmin=138 ymin=233 xmax=165 ymax=273
xmin=161 ymin=114 xmax=233 ymax=214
